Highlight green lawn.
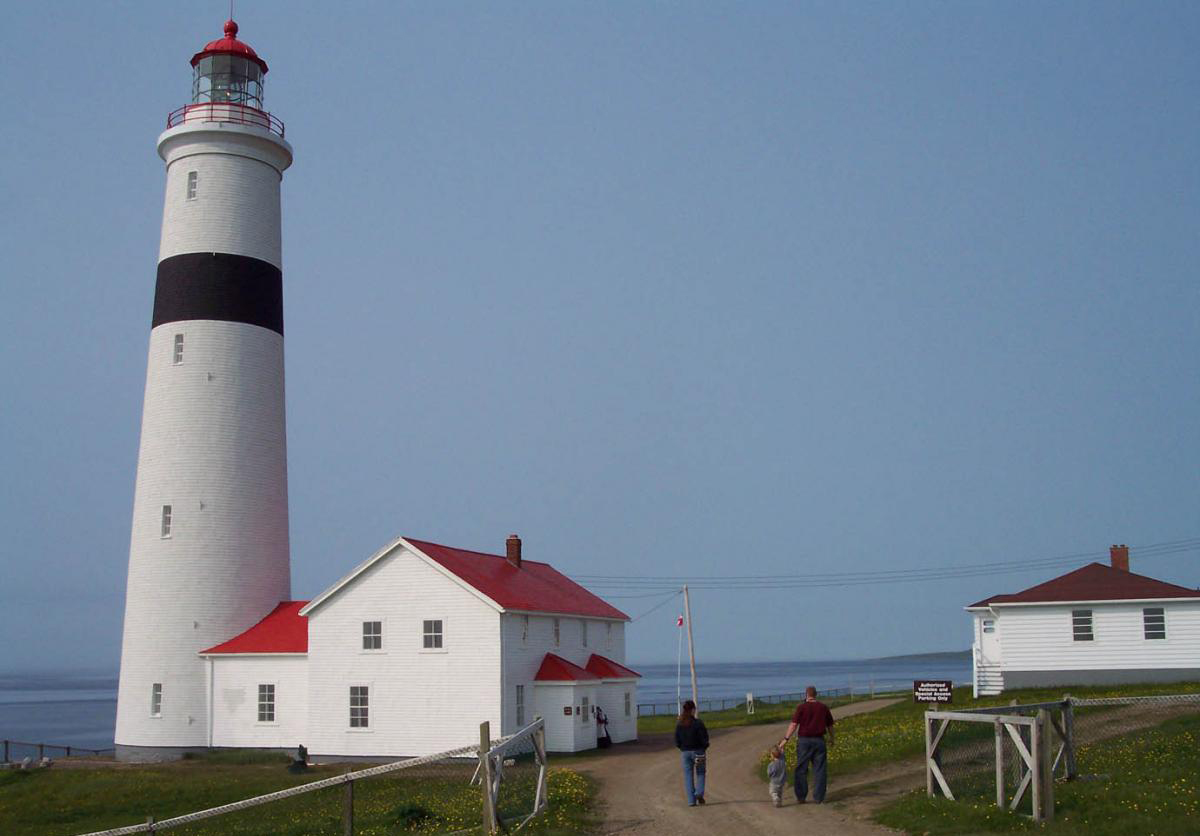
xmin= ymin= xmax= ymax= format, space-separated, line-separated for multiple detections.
xmin=874 ymin=710 xmax=1200 ymax=835
xmin=0 ymin=753 xmax=596 ymax=836
xmin=757 ymin=681 xmax=1200 ymax=782
xmin=637 ymin=693 xmax=861 ymax=735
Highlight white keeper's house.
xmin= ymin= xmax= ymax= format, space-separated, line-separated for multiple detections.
xmin=967 ymin=545 xmax=1200 ymax=696
xmin=199 ymin=535 xmax=640 ymax=758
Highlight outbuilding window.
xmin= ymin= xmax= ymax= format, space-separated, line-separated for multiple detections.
xmin=982 ymin=620 xmax=995 ymax=634
xmin=423 ymin=619 xmax=443 ymax=649
xmin=362 ymin=621 xmax=382 ymax=650
xmin=582 ymin=620 xmax=588 ymax=648
xmin=581 ymin=696 xmax=590 ymax=724
xmin=186 ymin=171 xmax=198 ymax=200
xmin=1072 ymin=609 xmax=1094 ymax=641
xmin=625 ymin=691 xmax=632 ymax=717
xmin=349 ymin=686 xmax=369 ymax=728
xmin=160 ymin=505 xmax=173 ymax=538
xmin=522 ymin=615 xmax=529 ymax=644
xmin=606 ymin=622 xmax=613 ymax=649
xmin=516 ymin=684 xmax=525 ymax=726
xmin=1143 ymin=607 xmax=1166 ymax=640
xmin=150 ymin=683 xmax=163 ymax=717
xmin=258 ymin=684 xmax=275 ymax=722
xmin=553 ymin=618 xmax=560 ymax=647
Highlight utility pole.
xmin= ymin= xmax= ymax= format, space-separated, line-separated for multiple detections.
xmin=683 ymin=584 xmax=699 ymax=714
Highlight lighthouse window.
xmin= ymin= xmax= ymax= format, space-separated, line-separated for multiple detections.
xmin=150 ymin=683 xmax=163 ymax=717
xmin=349 ymin=686 xmax=369 ymax=728
xmin=257 ymin=684 xmax=275 ymax=722
xmin=172 ymin=334 xmax=185 ymax=364
xmin=423 ymin=620 xmax=444 ymax=649
xmin=186 ymin=171 xmax=198 ymax=200
xmin=160 ymin=505 xmax=173 ymax=538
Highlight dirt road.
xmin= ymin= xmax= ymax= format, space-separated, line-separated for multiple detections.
xmin=576 ymin=699 xmax=909 ymax=836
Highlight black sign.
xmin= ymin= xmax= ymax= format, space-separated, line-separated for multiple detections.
xmin=913 ymin=680 xmax=953 ymax=703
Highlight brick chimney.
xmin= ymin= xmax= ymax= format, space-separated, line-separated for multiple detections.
xmin=506 ymin=534 xmax=522 ymax=569
xmin=1110 ymin=544 xmax=1129 ymax=572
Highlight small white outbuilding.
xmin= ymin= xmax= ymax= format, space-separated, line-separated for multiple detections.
xmin=967 ymin=545 xmax=1200 ymax=697
xmin=200 ymin=535 xmax=640 ymax=757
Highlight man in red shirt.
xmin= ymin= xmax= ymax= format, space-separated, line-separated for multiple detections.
xmin=779 ymin=685 xmax=835 ymax=803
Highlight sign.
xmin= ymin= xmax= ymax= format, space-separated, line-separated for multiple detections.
xmin=563 ymin=706 xmax=572 ymax=716
xmin=913 ymin=680 xmax=953 ymax=703
xmin=746 ymin=692 xmax=755 ymax=715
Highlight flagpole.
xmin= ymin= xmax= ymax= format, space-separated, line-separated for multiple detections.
xmin=683 ymin=584 xmax=699 ymax=715
xmin=676 ymin=609 xmax=683 ymax=713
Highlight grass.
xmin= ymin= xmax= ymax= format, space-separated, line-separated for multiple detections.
xmin=873 ymin=710 xmax=1200 ymax=835
xmin=756 ymin=681 xmax=1200 ymax=782
xmin=0 ymin=759 xmax=597 ymax=836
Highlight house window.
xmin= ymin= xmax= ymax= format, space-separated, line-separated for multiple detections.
xmin=624 ymin=691 xmax=632 ymax=717
xmin=160 ymin=505 xmax=173 ymax=538
xmin=522 ymin=615 xmax=529 ymax=644
xmin=581 ymin=696 xmax=590 ymax=724
xmin=516 ymin=684 xmax=525 ymax=726
xmin=553 ymin=618 xmax=560 ymax=647
xmin=362 ymin=621 xmax=382 ymax=650
xmin=1072 ymin=609 xmax=1094 ymax=641
xmin=582 ymin=620 xmax=588 ymax=647
xmin=258 ymin=684 xmax=275 ymax=722
xmin=606 ymin=622 xmax=613 ymax=649
xmin=1143 ymin=607 xmax=1166 ymax=640
xmin=349 ymin=686 xmax=369 ymax=728
xmin=423 ymin=619 xmax=443 ymax=649
xmin=150 ymin=683 xmax=162 ymax=717
xmin=186 ymin=170 xmax=198 ymax=199
xmin=982 ymin=619 xmax=995 ymax=634
xmin=172 ymin=333 xmax=185 ymax=365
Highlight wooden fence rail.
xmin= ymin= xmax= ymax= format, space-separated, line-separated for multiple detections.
xmin=2 ymin=739 xmax=115 ymax=763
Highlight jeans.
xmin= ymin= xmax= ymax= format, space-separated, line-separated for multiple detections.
xmin=794 ymin=736 xmax=827 ymax=802
xmin=680 ymin=749 xmax=707 ymax=804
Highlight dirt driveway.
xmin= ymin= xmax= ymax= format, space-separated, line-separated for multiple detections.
xmin=575 ymin=698 xmax=911 ymax=836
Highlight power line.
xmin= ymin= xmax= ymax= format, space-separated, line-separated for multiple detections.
xmin=630 ymin=590 xmax=683 ymax=622
xmin=577 ymin=538 xmax=1200 ymax=592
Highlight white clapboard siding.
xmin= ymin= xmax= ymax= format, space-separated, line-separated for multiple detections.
xmin=305 ymin=547 xmax=502 ymax=758
xmin=994 ymin=601 xmax=1200 ymax=671
xmin=210 ymin=656 xmax=308 ymax=749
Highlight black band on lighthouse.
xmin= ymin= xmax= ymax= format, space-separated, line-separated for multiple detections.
xmin=153 ymin=253 xmax=283 ymax=335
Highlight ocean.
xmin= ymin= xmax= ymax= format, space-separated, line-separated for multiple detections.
xmin=0 ymin=652 xmax=969 ymax=753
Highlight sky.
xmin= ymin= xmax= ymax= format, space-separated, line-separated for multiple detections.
xmin=1 ymin=1 xmax=1197 ymax=672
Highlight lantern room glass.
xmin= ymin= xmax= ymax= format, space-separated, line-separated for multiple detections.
xmin=192 ymin=55 xmax=264 ymax=111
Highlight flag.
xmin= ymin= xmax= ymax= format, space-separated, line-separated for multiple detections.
xmin=676 ymin=615 xmax=684 ymax=627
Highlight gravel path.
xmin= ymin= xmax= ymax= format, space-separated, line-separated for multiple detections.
xmin=575 ymin=698 xmax=906 ymax=836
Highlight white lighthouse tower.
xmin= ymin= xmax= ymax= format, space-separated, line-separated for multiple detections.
xmin=115 ymin=19 xmax=293 ymax=761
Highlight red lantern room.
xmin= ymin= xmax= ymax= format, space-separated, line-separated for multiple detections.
xmin=168 ymin=20 xmax=283 ymax=136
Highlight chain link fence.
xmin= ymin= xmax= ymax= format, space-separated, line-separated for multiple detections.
xmin=925 ymin=693 xmax=1200 ymax=820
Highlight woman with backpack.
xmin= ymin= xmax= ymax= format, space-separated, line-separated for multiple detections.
xmin=674 ymin=699 xmax=710 ymax=806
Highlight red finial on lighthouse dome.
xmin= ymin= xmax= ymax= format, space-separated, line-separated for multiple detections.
xmin=191 ymin=18 xmax=269 ymax=74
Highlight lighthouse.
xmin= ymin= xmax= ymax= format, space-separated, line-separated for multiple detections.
xmin=115 ymin=20 xmax=293 ymax=761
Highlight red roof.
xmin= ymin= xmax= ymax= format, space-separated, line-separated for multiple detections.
xmin=534 ymin=653 xmax=599 ymax=682
xmin=200 ymin=601 xmax=308 ymax=654
xmin=969 ymin=563 xmax=1200 ymax=608
xmin=585 ymin=654 xmax=641 ymax=679
xmin=191 ymin=20 xmax=269 ymax=74
xmin=406 ymin=538 xmax=629 ymax=620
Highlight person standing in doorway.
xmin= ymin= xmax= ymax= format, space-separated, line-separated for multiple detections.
xmin=779 ymin=685 xmax=835 ymax=803
xmin=675 ymin=699 xmax=709 ymax=806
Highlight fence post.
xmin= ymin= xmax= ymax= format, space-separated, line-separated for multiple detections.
xmin=480 ymin=721 xmax=497 ymax=834
xmin=38 ymin=743 xmax=44 ymax=760
xmin=2 ymin=740 xmax=7 ymax=763
xmin=147 ymin=816 xmax=155 ymax=834
xmin=1038 ymin=709 xmax=1054 ymax=822
xmin=994 ymin=717 xmax=1004 ymax=808
xmin=1061 ymin=695 xmax=1077 ymax=780
xmin=1030 ymin=711 xmax=1043 ymax=822
xmin=343 ymin=769 xmax=353 ymax=836
xmin=924 ymin=713 xmax=933 ymax=797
